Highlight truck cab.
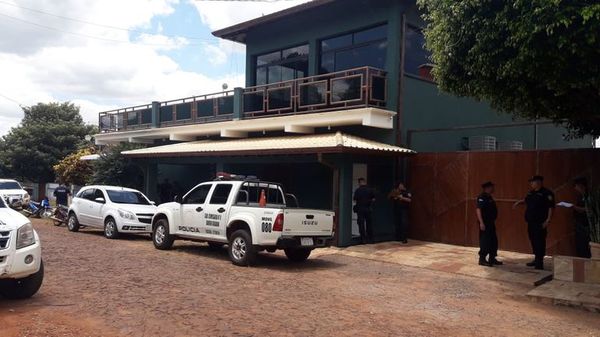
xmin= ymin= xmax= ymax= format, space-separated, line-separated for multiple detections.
xmin=151 ymin=175 xmax=335 ymax=266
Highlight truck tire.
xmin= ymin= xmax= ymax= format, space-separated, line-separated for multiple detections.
xmin=228 ymin=230 xmax=257 ymax=266
xmin=0 ymin=260 xmax=44 ymax=299
xmin=284 ymin=248 xmax=312 ymax=262
xmin=104 ymin=217 xmax=120 ymax=239
xmin=67 ymin=213 xmax=80 ymax=232
xmin=153 ymin=218 xmax=174 ymax=250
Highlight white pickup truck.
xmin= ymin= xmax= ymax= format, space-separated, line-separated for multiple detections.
xmin=0 ymin=196 xmax=44 ymax=299
xmin=151 ymin=177 xmax=335 ymax=266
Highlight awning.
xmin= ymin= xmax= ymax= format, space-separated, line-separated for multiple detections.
xmin=121 ymin=132 xmax=415 ymax=158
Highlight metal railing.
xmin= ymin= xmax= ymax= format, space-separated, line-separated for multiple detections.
xmin=98 ymin=66 xmax=387 ymax=133
xmin=242 ymin=66 xmax=386 ymax=118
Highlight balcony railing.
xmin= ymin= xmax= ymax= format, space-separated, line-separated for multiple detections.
xmin=98 ymin=66 xmax=387 ymax=133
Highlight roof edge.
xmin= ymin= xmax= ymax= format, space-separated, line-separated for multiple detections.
xmin=211 ymin=0 xmax=334 ymax=43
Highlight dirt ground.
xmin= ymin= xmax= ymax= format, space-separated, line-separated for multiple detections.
xmin=1 ymin=219 xmax=598 ymax=337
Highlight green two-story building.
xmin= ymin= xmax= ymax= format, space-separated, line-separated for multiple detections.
xmin=94 ymin=0 xmax=593 ymax=246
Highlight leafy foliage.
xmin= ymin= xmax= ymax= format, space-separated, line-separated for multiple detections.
xmin=53 ymin=148 xmax=95 ymax=186
xmin=89 ymin=143 xmax=145 ymax=190
xmin=418 ymin=0 xmax=600 ymax=138
xmin=0 ymin=102 xmax=96 ymax=183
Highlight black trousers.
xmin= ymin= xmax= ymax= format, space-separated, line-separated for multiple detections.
xmin=357 ymin=210 xmax=373 ymax=243
xmin=527 ymin=222 xmax=547 ymax=267
xmin=394 ymin=207 xmax=408 ymax=241
xmin=479 ymin=222 xmax=498 ymax=260
xmin=575 ymin=225 xmax=592 ymax=258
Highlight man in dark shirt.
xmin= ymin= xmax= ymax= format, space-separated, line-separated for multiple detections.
xmin=573 ymin=177 xmax=591 ymax=258
xmin=388 ymin=181 xmax=412 ymax=243
xmin=514 ymin=175 xmax=555 ymax=270
xmin=53 ymin=184 xmax=71 ymax=207
xmin=476 ymin=181 xmax=501 ymax=267
xmin=353 ymin=178 xmax=375 ymax=244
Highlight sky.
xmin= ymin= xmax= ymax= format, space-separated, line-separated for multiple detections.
xmin=0 ymin=0 xmax=311 ymax=136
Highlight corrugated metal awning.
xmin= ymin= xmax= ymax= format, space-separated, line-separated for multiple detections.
xmin=121 ymin=132 xmax=415 ymax=158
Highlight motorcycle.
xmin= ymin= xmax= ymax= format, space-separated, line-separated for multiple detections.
xmin=50 ymin=205 xmax=69 ymax=226
xmin=22 ymin=200 xmax=53 ymax=219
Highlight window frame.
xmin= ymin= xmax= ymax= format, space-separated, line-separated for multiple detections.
xmin=209 ymin=184 xmax=234 ymax=205
xmin=403 ymin=24 xmax=432 ymax=79
xmin=183 ymin=184 xmax=213 ymax=205
xmin=319 ymin=23 xmax=388 ymax=74
xmin=254 ymin=43 xmax=310 ymax=85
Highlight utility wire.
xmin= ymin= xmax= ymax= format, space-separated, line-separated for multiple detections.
xmin=0 ymin=12 xmax=213 ymax=47
xmin=0 ymin=0 xmax=213 ymax=41
xmin=0 ymin=92 xmax=23 ymax=107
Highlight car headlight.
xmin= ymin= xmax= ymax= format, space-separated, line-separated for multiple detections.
xmin=16 ymin=223 xmax=36 ymax=249
xmin=118 ymin=209 xmax=136 ymax=220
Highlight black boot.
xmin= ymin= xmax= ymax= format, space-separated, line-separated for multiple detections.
xmin=479 ymin=257 xmax=492 ymax=267
xmin=526 ymin=261 xmax=536 ymax=267
xmin=490 ymin=258 xmax=503 ymax=265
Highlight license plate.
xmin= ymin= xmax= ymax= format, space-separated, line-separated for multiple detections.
xmin=300 ymin=237 xmax=314 ymax=246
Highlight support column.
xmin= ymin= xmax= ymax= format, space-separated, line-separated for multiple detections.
xmin=151 ymin=101 xmax=160 ymax=128
xmin=337 ymin=160 xmax=354 ymax=246
xmin=308 ymin=39 xmax=319 ymax=76
xmin=233 ymin=87 xmax=244 ymax=120
xmin=144 ymin=161 xmax=159 ymax=202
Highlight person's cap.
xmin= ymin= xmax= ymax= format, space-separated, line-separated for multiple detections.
xmin=528 ymin=175 xmax=544 ymax=182
xmin=481 ymin=181 xmax=494 ymax=188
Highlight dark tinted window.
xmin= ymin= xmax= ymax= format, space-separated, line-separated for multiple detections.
xmin=320 ymin=24 xmax=387 ymax=73
xmin=184 ymin=184 xmax=211 ymax=204
xmin=0 ymin=181 xmax=21 ymax=190
xmin=404 ymin=25 xmax=432 ymax=76
xmin=94 ymin=189 xmax=105 ymax=202
xmin=255 ymin=44 xmax=309 ymax=85
xmin=210 ymin=184 xmax=233 ymax=205
xmin=106 ymin=190 xmax=150 ymax=205
xmin=79 ymin=189 xmax=95 ymax=201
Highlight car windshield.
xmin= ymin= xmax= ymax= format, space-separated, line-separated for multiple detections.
xmin=0 ymin=181 xmax=22 ymax=190
xmin=106 ymin=190 xmax=150 ymax=205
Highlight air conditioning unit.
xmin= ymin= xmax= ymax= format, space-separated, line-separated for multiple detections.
xmin=468 ymin=135 xmax=496 ymax=151
xmin=497 ymin=140 xmax=523 ymax=151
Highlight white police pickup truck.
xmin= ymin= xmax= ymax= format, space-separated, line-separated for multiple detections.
xmin=0 ymin=196 xmax=43 ymax=299
xmin=151 ymin=176 xmax=335 ymax=266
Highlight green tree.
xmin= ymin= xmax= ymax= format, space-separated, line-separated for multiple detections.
xmin=53 ymin=148 xmax=95 ymax=186
xmin=418 ymin=0 xmax=600 ymax=138
xmin=0 ymin=102 xmax=96 ymax=183
xmin=89 ymin=143 xmax=144 ymax=190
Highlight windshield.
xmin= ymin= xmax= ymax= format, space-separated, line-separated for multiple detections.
xmin=0 ymin=181 xmax=22 ymax=190
xmin=106 ymin=190 xmax=151 ymax=205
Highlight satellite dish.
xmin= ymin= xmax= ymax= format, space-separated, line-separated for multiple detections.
xmin=222 ymin=83 xmax=228 ymax=90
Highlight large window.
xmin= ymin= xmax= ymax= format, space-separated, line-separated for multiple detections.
xmin=255 ymin=44 xmax=309 ymax=85
xmin=404 ymin=25 xmax=432 ymax=77
xmin=320 ymin=24 xmax=388 ymax=74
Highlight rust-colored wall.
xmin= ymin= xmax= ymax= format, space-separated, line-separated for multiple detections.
xmin=408 ymin=149 xmax=599 ymax=256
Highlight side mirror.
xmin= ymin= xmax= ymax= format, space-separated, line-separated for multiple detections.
xmin=94 ymin=197 xmax=105 ymax=203
xmin=174 ymin=195 xmax=182 ymax=203
xmin=150 ymin=201 xmax=156 ymax=205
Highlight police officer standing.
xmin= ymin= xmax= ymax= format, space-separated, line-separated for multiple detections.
xmin=53 ymin=183 xmax=71 ymax=207
xmin=476 ymin=181 xmax=502 ymax=266
xmin=514 ymin=175 xmax=555 ymax=270
xmin=353 ymin=178 xmax=375 ymax=244
xmin=572 ymin=177 xmax=591 ymax=258
xmin=388 ymin=181 xmax=412 ymax=244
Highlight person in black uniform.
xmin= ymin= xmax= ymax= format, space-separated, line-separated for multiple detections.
xmin=514 ymin=175 xmax=555 ymax=270
xmin=353 ymin=178 xmax=375 ymax=244
xmin=476 ymin=181 xmax=502 ymax=267
xmin=573 ymin=177 xmax=591 ymax=258
xmin=53 ymin=184 xmax=71 ymax=207
xmin=388 ymin=181 xmax=412 ymax=243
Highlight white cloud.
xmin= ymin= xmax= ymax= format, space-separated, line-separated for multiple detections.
xmin=0 ymin=0 xmax=303 ymax=136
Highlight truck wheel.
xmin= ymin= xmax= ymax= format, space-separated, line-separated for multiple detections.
xmin=67 ymin=213 xmax=80 ymax=232
xmin=153 ymin=218 xmax=174 ymax=250
xmin=0 ymin=260 xmax=44 ymax=299
xmin=228 ymin=230 xmax=257 ymax=266
xmin=284 ymin=248 xmax=312 ymax=262
xmin=207 ymin=242 xmax=225 ymax=250
xmin=104 ymin=217 xmax=120 ymax=239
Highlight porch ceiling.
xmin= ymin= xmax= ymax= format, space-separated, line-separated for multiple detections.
xmin=94 ymin=108 xmax=396 ymax=145
xmin=121 ymin=132 xmax=415 ymax=158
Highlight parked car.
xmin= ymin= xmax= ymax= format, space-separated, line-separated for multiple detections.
xmin=67 ymin=186 xmax=157 ymax=239
xmin=151 ymin=175 xmax=335 ymax=266
xmin=0 ymin=179 xmax=31 ymax=209
xmin=0 ymin=196 xmax=44 ymax=299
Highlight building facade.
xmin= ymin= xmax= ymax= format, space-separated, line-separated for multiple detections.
xmin=94 ymin=0 xmax=593 ymax=246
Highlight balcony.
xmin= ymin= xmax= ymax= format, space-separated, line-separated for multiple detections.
xmin=98 ymin=67 xmax=387 ymax=134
